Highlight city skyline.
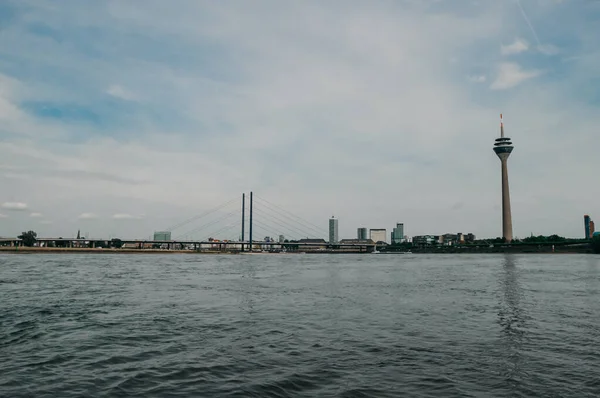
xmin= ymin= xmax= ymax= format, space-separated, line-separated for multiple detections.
xmin=0 ymin=203 xmax=594 ymax=243
xmin=0 ymin=1 xmax=599 ymax=239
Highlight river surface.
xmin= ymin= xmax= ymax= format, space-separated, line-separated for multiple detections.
xmin=1 ymin=253 xmax=599 ymax=397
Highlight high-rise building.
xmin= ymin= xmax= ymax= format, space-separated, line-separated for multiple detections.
xmin=279 ymin=234 xmax=285 ymax=243
xmin=590 ymin=220 xmax=595 ymax=237
xmin=391 ymin=223 xmax=404 ymax=244
xmin=584 ymin=215 xmax=591 ymax=239
xmin=154 ymin=231 xmax=172 ymax=241
xmin=493 ymin=114 xmax=514 ymax=242
xmin=329 ymin=216 xmax=339 ymax=243
xmin=357 ymin=227 xmax=368 ymax=240
xmin=370 ymin=228 xmax=387 ymax=243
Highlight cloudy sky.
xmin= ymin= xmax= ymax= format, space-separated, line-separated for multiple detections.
xmin=0 ymin=0 xmax=598 ymax=241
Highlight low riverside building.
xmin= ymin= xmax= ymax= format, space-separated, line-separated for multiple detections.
xmin=441 ymin=234 xmax=458 ymax=245
xmin=412 ymin=235 xmax=437 ymax=246
xmin=413 ymin=233 xmax=476 ymax=246
xmin=296 ymin=238 xmax=327 ymax=250
xmin=440 ymin=233 xmax=476 ymax=245
xmin=123 ymin=242 xmax=154 ymax=249
xmin=339 ymin=239 xmax=375 ymax=245
xmin=0 ymin=238 xmax=21 ymax=247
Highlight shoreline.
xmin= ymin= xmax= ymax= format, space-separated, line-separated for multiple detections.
xmin=0 ymin=247 xmax=234 ymax=254
xmin=0 ymin=247 xmax=594 ymax=254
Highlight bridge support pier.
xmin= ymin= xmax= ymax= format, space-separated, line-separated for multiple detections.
xmin=242 ymin=193 xmax=245 ymax=252
xmin=249 ymin=191 xmax=253 ymax=253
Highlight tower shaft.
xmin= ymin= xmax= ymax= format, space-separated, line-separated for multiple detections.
xmin=500 ymin=157 xmax=513 ymax=242
xmin=494 ymin=113 xmax=514 ymax=243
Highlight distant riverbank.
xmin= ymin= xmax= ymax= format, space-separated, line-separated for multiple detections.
xmin=0 ymin=247 xmax=358 ymax=254
xmin=0 ymin=246 xmax=596 ymax=254
xmin=385 ymin=243 xmax=593 ymax=254
xmin=0 ymin=247 xmax=231 ymax=254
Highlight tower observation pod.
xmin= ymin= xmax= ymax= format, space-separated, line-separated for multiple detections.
xmin=493 ymin=114 xmax=514 ymax=242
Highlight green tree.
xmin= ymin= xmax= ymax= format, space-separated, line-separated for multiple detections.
xmin=591 ymin=235 xmax=600 ymax=254
xmin=110 ymin=238 xmax=123 ymax=249
xmin=94 ymin=241 xmax=107 ymax=248
xmin=18 ymin=230 xmax=37 ymax=247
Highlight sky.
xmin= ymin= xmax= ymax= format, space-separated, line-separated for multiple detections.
xmin=1 ymin=0 xmax=599 ymax=241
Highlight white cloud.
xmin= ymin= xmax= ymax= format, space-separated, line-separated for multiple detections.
xmin=538 ymin=44 xmax=559 ymax=55
xmin=40 ymin=220 xmax=53 ymax=224
xmin=106 ymin=84 xmax=138 ymax=101
xmin=0 ymin=213 xmax=7 ymax=218
xmin=490 ymin=63 xmax=540 ymax=90
xmin=78 ymin=212 xmax=99 ymax=219
xmin=0 ymin=75 xmax=24 ymax=121
xmin=30 ymin=212 xmax=43 ymax=218
xmin=2 ymin=202 xmax=28 ymax=211
xmin=112 ymin=213 xmax=143 ymax=220
xmin=501 ymin=38 xmax=529 ymax=55
xmin=468 ymin=75 xmax=486 ymax=83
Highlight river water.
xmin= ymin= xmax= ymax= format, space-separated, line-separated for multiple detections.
xmin=1 ymin=253 xmax=599 ymax=397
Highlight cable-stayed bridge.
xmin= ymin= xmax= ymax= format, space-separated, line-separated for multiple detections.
xmin=0 ymin=193 xmax=376 ymax=252
xmin=166 ymin=192 xmax=329 ymax=244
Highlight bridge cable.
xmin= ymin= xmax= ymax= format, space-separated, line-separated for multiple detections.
xmin=253 ymin=195 xmax=327 ymax=236
xmin=164 ymin=197 xmax=239 ymax=232
xmin=203 ymin=222 xmax=242 ymax=242
xmin=252 ymin=206 xmax=318 ymax=239
xmin=251 ymin=218 xmax=302 ymax=241
xmin=175 ymin=209 xmax=239 ymax=239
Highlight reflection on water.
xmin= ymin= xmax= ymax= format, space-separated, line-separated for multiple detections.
xmin=497 ymin=255 xmax=528 ymax=384
xmin=237 ymin=256 xmax=258 ymax=314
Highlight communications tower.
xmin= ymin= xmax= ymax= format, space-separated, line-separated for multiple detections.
xmin=493 ymin=114 xmax=514 ymax=242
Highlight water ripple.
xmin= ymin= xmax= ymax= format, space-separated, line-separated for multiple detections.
xmin=0 ymin=253 xmax=599 ymax=397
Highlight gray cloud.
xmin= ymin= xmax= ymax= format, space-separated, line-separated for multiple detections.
xmin=78 ymin=213 xmax=99 ymax=219
xmin=2 ymin=202 xmax=28 ymax=211
xmin=0 ymin=161 xmax=146 ymax=185
xmin=112 ymin=213 xmax=143 ymax=220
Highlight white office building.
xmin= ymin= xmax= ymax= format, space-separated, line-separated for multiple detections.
xmin=370 ymin=228 xmax=387 ymax=243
